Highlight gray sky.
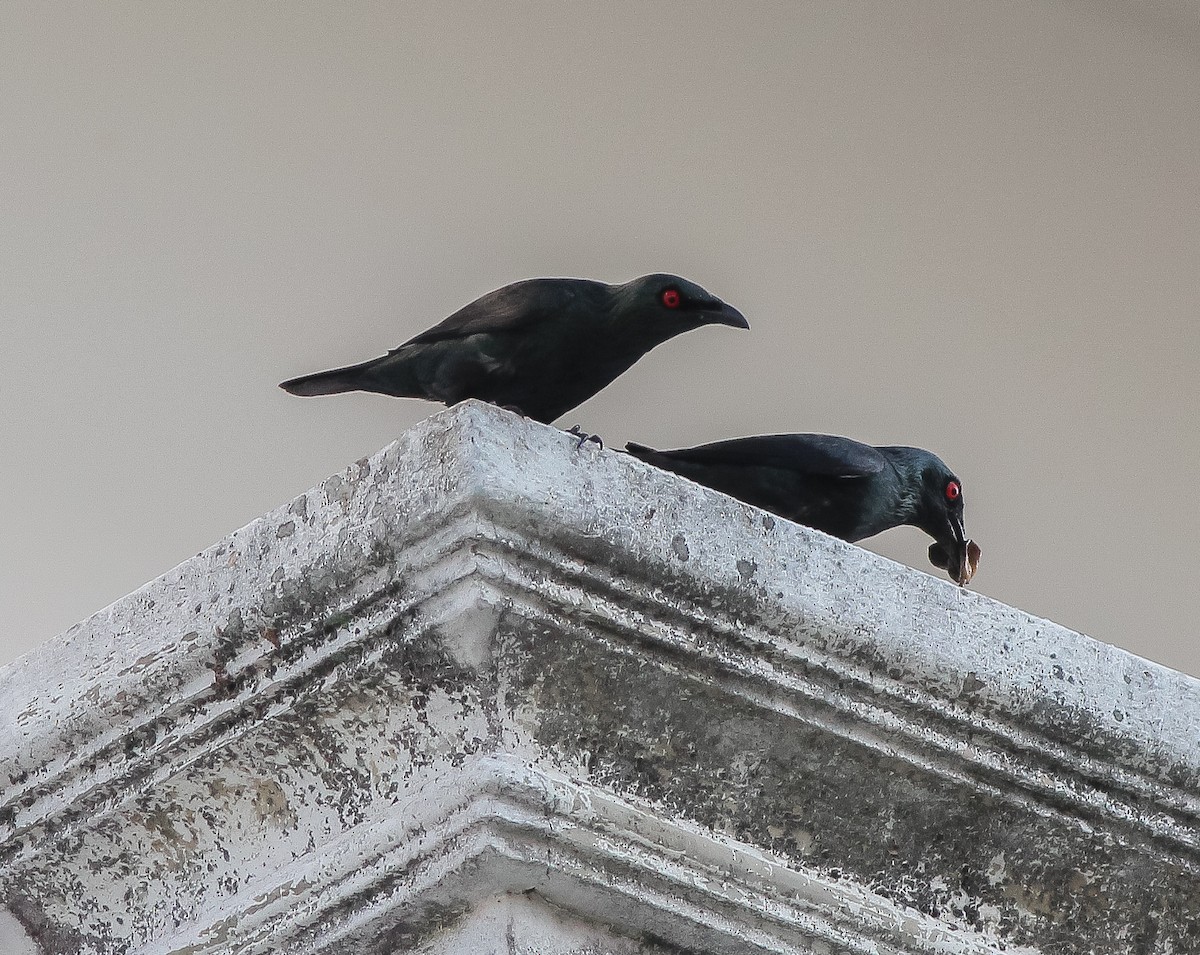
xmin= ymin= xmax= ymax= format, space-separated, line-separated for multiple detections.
xmin=2 ymin=2 xmax=1198 ymax=676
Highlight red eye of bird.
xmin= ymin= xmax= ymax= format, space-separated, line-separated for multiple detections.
xmin=661 ymin=288 xmax=681 ymax=309
xmin=945 ymin=481 xmax=961 ymax=502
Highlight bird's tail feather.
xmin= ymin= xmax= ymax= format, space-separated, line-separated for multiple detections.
xmin=279 ymin=355 xmax=409 ymax=398
xmin=279 ymin=363 xmax=366 ymax=396
xmin=625 ymin=441 xmax=662 ymax=463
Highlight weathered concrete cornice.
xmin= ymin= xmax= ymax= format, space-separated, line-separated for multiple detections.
xmin=2 ymin=401 xmax=1197 ymax=954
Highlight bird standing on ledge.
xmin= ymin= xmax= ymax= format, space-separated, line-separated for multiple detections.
xmin=627 ymin=434 xmax=981 ymax=586
xmin=280 ymin=274 xmax=748 ymax=424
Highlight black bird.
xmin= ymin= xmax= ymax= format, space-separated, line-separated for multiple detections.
xmin=280 ymin=274 xmax=748 ymax=424
xmin=626 ymin=434 xmax=981 ymax=585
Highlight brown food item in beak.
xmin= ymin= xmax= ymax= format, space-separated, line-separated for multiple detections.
xmin=957 ymin=539 xmax=982 ymax=586
xmin=928 ymin=539 xmax=982 ymax=587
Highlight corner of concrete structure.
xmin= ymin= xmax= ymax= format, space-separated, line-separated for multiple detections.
xmin=2 ymin=401 xmax=1198 ymax=955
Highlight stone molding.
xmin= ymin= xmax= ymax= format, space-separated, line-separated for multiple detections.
xmin=2 ymin=401 xmax=1197 ymax=953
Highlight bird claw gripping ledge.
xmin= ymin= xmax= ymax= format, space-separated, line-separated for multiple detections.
xmin=567 ymin=424 xmax=604 ymax=451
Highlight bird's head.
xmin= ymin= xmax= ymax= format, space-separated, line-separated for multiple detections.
xmin=886 ymin=447 xmax=980 ymax=585
xmin=611 ymin=274 xmax=749 ymax=339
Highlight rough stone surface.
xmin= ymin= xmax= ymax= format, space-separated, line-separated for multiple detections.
xmin=1 ymin=400 xmax=1197 ymax=954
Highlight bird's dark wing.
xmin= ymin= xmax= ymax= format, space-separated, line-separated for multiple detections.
xmin=636 ymin=434 xmax=888 ymax=479
xmin=396 ymin=278 xmax=609 ymax=349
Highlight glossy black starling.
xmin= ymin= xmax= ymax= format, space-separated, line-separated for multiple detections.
xmin=280 ymin=274 xmax=748 ymax=423
xmin=627 ymin=434 xmax=981 ymax=585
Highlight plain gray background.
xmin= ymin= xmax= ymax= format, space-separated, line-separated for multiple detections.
xmin=2 ymin=2 xmax=1197 ymax=676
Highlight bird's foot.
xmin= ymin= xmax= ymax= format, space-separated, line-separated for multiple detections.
xmin=567 ymin=424 xmax=604 ymax=451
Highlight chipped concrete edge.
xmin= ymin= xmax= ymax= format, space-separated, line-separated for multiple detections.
xmin=3 ymin=400 xmax=1198 ymax=863
xmin=2 ymin=400 xmax=1199 ymax=955
xmin=134 ymin=755 xmax=1035 ymax=955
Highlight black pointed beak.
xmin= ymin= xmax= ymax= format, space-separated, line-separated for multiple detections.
xmin=948 ymin=511 xmax=967 ymax=547
xmin=702 ymin=301 xmax=750 ymax=329
xmin=928 ymin=512 xmax=967 ymax=566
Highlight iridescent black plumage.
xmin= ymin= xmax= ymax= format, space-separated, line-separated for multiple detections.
xmin=281 ymin=274 xmax=747 ymax=423
xmin=627 ymin=434 xmax=977 ymax=584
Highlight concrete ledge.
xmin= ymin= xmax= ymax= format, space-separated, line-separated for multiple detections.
xmin=1 ymin=401 xmax=1197 ymax=954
